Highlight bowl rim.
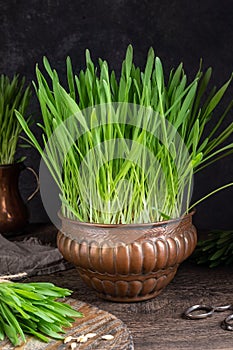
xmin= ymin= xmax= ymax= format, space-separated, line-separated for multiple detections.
xmin=58 ymin=209 xmax=196 ymax=229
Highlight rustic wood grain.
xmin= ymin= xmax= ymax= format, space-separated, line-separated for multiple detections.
xmin=4 ymin=225 xmax=233 ymax=350
xmin=24 ymin=263 xmax=233 ymax=350
xmin=0 ymin=299 xmax=133 ymax=350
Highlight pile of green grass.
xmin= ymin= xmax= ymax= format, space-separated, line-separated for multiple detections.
xmin=0 ymin=281 xmax=82 ymax=346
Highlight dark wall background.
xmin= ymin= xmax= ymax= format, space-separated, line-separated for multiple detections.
xmin=0 ymin=0 xmax=232 ymax=230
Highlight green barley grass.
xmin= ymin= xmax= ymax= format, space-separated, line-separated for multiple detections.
xmin=0 ymin=281 xmax=82 ymax=346
xmin=194 ymin=230 xmax=233 ymax=267
xmin=0 ymin=74 xmax=31 ymax=165
xmin=16 ymin=45 xmax=233 ymax=223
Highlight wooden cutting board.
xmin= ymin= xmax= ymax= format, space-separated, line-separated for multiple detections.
xmin=0 ymin=298 xmax=134 ymax=350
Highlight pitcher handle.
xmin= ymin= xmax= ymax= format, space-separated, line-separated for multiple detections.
xmin=25 ymin=167 xmax=40 ymax=202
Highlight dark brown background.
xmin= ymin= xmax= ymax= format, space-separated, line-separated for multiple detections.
xmin=0 ymin=0 xmax=232 ymax=231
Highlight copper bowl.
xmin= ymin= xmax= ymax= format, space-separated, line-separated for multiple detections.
xmin=57 ymin=212 xmax=197 ymax=302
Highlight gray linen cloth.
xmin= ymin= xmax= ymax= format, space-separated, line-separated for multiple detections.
xmin=0 ymin=234 xmax=71 ymax=277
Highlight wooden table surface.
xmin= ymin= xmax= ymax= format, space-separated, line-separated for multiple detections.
xmin=25 ymin=257 xmax=233 ymax=349
xmin=8 ymin=224 xmax=233 ymax=350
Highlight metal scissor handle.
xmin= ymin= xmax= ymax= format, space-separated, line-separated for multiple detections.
xmin=184 ymin=304 xmax=215 ymax=319
xmin=184 ymin=304 xmax=232 ymax=320
xmin=221 ymin=314 xmax=233 ymax=331
xmin=214 ymin=305 xmax=232 ymax=312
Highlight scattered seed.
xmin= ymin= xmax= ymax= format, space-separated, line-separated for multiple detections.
xmin=77 ymin=334 xmax=88 ymax=343
xmin=64 ymin=336 xmax=73 ymax=344
xmin=64 ymin=332 xmax=98 ymax=346
xmin=70 ymin=342 xmax=77 ymax=349
xmin=86 ymin=333 xmax=97 ymax=338
xmin=101 ymin=334 xmax=114 ymax=340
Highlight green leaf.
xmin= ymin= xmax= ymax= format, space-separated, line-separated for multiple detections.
xmin=3 ymin=323 xmax=20 ymax=346
xmin=125 ymin=44 xmax=133 ymax=79
xmin=0 ymin=74 xmax=31 ymax=164
xmin=38 ymin=324 xmax=64 ymax=340
xmin=210 ymin=247 xmax=227 ymax=261
xmin=202 ymin=75 xmax=232 ymax=120
xmin=13 ymin=288 xmax=46 ymax=300
xmin=66 ymin=56 xmax=76 ymax=100
xmin=0 ymin=322 xmax=4 ymax=341
xmin=22 ymin=325 xmax=50 ymax=343
xmin=14 ymin=48 xmax=233 ymax=224
xmin=0 ymin=302 xmax=26 ymax=343
xmin=143 ymin=47 xmax=155 ymax=85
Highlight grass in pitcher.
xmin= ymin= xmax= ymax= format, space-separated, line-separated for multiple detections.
xmin=0 ymin=74 xmax=31 ymax=164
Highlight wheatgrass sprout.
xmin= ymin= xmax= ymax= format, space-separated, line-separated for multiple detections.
xmin=0 ymin=282 xmax=83 ymax=346
xmin=194 ymin=229 xmax=233 ymax=267
xmin=16 ymin=45 xmax=233 ymax=224
xmin=0 ymin=74 xmax=31 ymax=164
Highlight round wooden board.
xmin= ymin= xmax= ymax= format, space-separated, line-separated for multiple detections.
xmin=0 ymin=298 xmax=134 ymax=350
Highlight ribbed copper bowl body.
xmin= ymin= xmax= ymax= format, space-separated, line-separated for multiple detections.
xmin=57 ymin=212 xmax=197 ymax=302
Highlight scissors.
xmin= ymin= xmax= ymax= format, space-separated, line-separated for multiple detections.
xmin=184 ymin=304 xmax=233 ymax=331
